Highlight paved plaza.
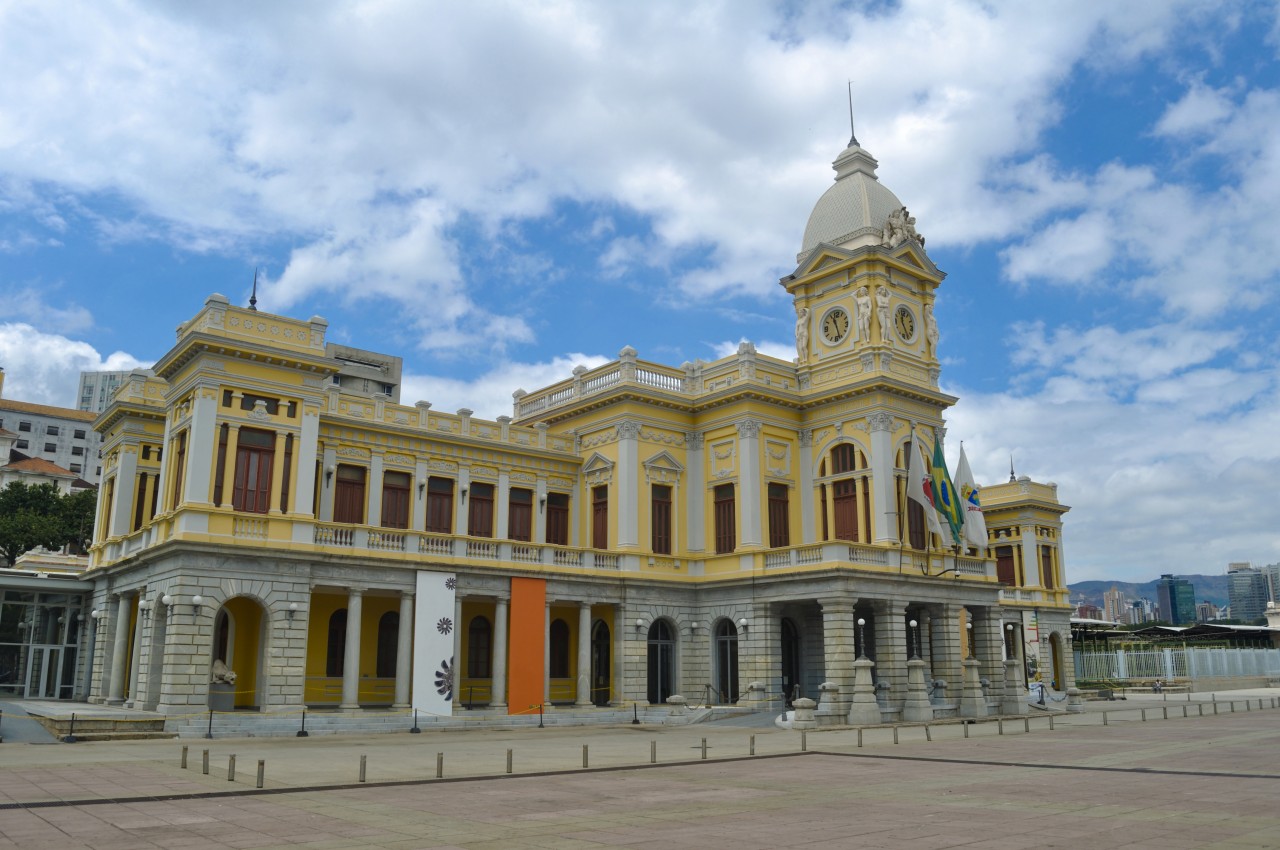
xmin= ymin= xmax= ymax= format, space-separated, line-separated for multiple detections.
xmin=1 ymin=690 xmax=1278 ymax=849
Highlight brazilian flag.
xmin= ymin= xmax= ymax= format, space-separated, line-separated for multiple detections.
xmin=930 ymin=438 xmax=964 ymax=544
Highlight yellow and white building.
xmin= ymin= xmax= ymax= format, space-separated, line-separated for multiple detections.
xmin=80 ymin=136 xmax=1074 ymax=729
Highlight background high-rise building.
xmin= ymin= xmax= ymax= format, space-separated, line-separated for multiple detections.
xmin=1226 ymin=563 xmax=1269 ymax=624
xmin=1155 ymin=574 xmax=1196 ymax=625
xmin=1103 ymin=585 xmax=1127 ymax=623
xmin=76 ymin=370 xmax=134 ymax=413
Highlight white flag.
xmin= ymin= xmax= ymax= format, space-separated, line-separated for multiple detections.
xmin=906 ymin=441 xmax=947 ymax=544
xmin=955 ymin=444 xmax=988 ymax=548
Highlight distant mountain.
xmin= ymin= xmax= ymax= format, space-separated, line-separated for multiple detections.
xmin=1068 ymin=574 xmax=1231 ymax=610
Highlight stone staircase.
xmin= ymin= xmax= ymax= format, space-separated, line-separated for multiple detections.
xmin=33 ymin=714 xmax=175 ymax=742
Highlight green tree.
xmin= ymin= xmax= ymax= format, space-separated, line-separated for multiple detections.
xmin=60 ymin=488 xmax=99 ymax=554
xmin=0 ymin=481 xmax=66 ymax=566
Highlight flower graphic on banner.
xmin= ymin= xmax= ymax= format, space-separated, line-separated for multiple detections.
xmin=437 ymin=617 xmax=453 ymax=635
xmin=435 ymin=658 xmax=453 ymax=700
xmin=444 ymin=576 xmax=457 ymax=590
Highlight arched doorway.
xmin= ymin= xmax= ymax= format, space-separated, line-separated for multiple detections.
xmin=210 ymin=597 xmax=265 ymax=709
xmin=1048 ymin=632 xmax=1065 ymax=690
xmin=780 ymin=618 xmax=801 ymax=706
xmin=646 ymin=620 xmax=675 ymax=704
xmin=714 ymin=620 xmax=739 ymax=704
xmin=590 ymin=620 xmax=610 ymax=706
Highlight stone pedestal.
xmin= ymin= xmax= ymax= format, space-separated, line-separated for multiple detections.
xmin=902 ymin=659 xmax=933 ymax=722
xmin=791 ymin=697 xmax=817 ymax=731
xmin=1001 ymin=658 xmax=1026 ymax=716
xmin=816 ymin=681 xmax=844 ymax=726
xmin=846 ymin=657 xmax=882 ymax=725
xmin=743 ymin=681 xmax=767 ymax=708
xmin=208 ymin=683 xmax=234 ymax=712
xmin=1066 ymin=687 xmax=1084 ymax=714
xmin=959 ymin=658 xmax=987 ymax=719
xmin=665 ymin=694 xmax=687 ymax=718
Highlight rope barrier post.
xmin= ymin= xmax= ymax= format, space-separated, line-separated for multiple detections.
xmin=750 ymin=734 xmax=755 ymax=756
xmin=650 ymin=740 xmax=656 ymax=764
xmin=63 ymin=713 xmax=78 ymax=744
xmin=410 ymin=709 xmax=421 ymax=734
xmin=256 ymin=759 xmax=265 ymax=789
xmin=436 ymin=752 xmax=444 ymax=779
xmin=506 ymin=748 xmax=513 ymax=774
xmin=359 ymin=754 xmax=366 ymax=783
xmin=227 ymin=754 xmax=236 ymax=782
xmin=297 ymin=710 xmax=309 ymax=738
xmin=539 ymin=703 xmax=544 ymax=729
xmin=582 ymin=744 xmax=588 ymax=769
xmin=205 ymin=709 xmax=214 ymax=740
xmin=202 ymin=749 xmax=210 ymax=775
xmin=632 ymin=703 xmax=640 ymax=725
xmin=181 ymin=745 xmax=188 ymax=769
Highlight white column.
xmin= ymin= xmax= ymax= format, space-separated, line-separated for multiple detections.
xmin=868 ymin=412 xmax=897 ymax=543
xmin=575 ymin=602 xmax=593 ymax=707
xmin=451 ymin=595 xmax=463 ymax=709
xmin=108 ymin=447 xmax=139 ymax=537
xmin=269 ymin=431 xmax=287 ymax=515
xmin=491 ymin=596 xmax=508 ymax=708
xmin=319 ymin=446 xmax=337 ymax=522
xmin=340 ymin=588 xmax=363 ymax=708
xmin=294 ymin=404 xmax=320 ymax=516
xmin=535 ymin=478 xmax=547 ymax=543
xmin=413 ymin=460 xmax=428 ymax=530
xmin=798 ymin=429 xmax=815 ymax=544
xmin=454 ymin=467 xmax=471 ymax=536
xmin=106 ymin=592 xmax=132 ymax=705
xmin=737 ymin=420 xmax=762 ymax=547
xmin=1020 ymin=524 xmax=1038 ymax=586
xmin=393 ymin=591 xmax=413 ymax=708
xmin=496 ymin=470 xmax=510 ymax=540
xmin=544 ymin=601 xmax=552 ymax=705
xmin=184 ymin=385 xmax=219 ymax=505
xmin=617 ymin=421 xmax=640 ymax=548
xmin=685 ymin=431 xmax=705 ymax=552
xmin=367 ymin=452 xmax=384 ymax=526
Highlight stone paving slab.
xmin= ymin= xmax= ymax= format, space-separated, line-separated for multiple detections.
xmin=1 ymin=689 xmax=1278 ymax=848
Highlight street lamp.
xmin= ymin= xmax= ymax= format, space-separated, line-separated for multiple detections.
xmin=908 ymin=618 xmax=919 ymax=659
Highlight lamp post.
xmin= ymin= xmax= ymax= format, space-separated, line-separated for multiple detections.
xmin=856 ymin=617 xmax=866 ymax=659
xmin=908 ymin=619 xmax=919 ymax=660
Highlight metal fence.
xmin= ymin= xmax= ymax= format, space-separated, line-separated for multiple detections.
xmin=1075 ymin=647 xmax=1280 ymax=683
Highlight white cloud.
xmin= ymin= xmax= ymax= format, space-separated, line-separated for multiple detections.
xmin=400 ymin=353 xmax=612 ymax=422
xmin=0 ymin=323 xmax=149 ymax=406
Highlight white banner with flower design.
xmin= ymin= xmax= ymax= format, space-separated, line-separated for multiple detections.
xmin=412 ymin=570 xmax=457 ymax=717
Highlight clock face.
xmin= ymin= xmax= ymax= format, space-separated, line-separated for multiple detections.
xmin=895 ymin=305 xmax=916 ymax=342
xmin=821 ymin=308 xmax=851 ymax=344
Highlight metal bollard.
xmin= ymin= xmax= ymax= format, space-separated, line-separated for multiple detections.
xmin=925 ymin=725 xmax=931 ymax=742
xmin=436 ymin=752 xmax=444 ymax=779
xmin=798 ymin=733 xmax=805 ymax=753
xmin=180 ymin=745 xmax=188 ymax=769
xmin=1141 ymin=709 xmax=1147 ymax=722
xmin=228 ymin=754 xmax=236 ymax=782
xmin=1102 ymin=712 xmax=1108 ymax=726
xmin=1049 ymin=715 xmax=1055 ymax=731
xmin=506 ymin=749 xmax=513 ymax=774
xmin=650 ymin=740 xmax=656 ymax=764
xmin=257 ymin=759 xmax=265 ymax=789
xmin=1198 ymin=704 xmax=1204 ymax=716
xmin=893 ymin=727 xmax=899 ymax=744
xmin=998 ymin=718 xmax=1004 ymax=735
xmin=749 ymin=734 xmax=755 ymax=756
xmin=1023 ymin=717 xmax=1030 ymax=733
xmin=857 ymin=728 xmax=863 ymax=747
xmin=963 ymin=721 xmax=970 ymax=739
xmin=1182 ymin=705 xmax=1187 ymax=718
xmin=703 ymin=737 xmax=709 ymax=759
xmin=582 ymin=745 xmax=588 ymax=769
xmin=1162 ymin=707 xmax=1168 ymax=720
xmin=359 ymin=754 xmax=366 ymax=783
xmin=202 ymin=749 xmax=210 ymax=775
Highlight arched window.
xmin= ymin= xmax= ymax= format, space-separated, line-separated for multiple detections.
xmin=468 ymin=616 xmax=492 ymax=678
xmin=549 ymin=619 xmax=570 ymax=678
xmin=326 ymin=609 xmax=347 ymax=677
xmin=646 ymin=620 xmax=675 ymax=704
xmin=376 ymin=611 xmax=399 ymax=678
xmin=714 ymin=620 xmax=739 ymax=704
xmin=829 ymin=443 xmax=866 ymax=542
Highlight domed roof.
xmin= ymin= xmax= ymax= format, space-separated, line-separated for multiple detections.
xmin=798 ymin=137 xmax=907 ymax=261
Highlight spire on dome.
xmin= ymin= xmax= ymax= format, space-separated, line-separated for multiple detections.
xmin=847 ymin=80 xmax=859 ymax=147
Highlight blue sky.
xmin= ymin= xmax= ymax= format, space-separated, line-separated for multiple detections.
xmin=2 ymin=1 xmax=1278 ymax=584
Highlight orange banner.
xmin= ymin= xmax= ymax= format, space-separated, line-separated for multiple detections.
xmin=507 ymin=577 xmax=546 ymax=715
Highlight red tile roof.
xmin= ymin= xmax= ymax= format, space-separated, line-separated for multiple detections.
xmin=3 ymin=457 xmax=79 ymax=477
xmin=0 ymin=398 xmax=98 ymax=422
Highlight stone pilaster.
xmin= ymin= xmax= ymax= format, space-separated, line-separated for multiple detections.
xmin=492 ymin=596 xmax=508 ymax=708
xmin=393 ymin=592 xmax=413 ymax=708
xmin=340 ymin=588 xmax=363 ymax=708
xmin=106 ymin=592 xmax=132 ymax=705
xmin=867 ymin=412 xmax=897 ymax=543
xmin=575 ymin=602 xmax=592 ymax=707
xmin=873 ymin=600 xmax=908 ymax=714
xmin=818 ymin=600 xmax=856 ymax=720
